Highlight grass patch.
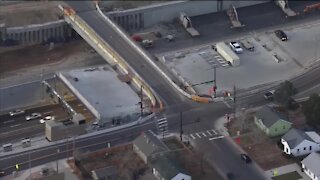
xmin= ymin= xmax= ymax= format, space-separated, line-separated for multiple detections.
xmin=272 ymin=171 xmax=302 ymax=180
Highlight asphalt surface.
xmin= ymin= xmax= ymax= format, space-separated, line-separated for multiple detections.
xmin=149 ymin=1 xmax=320 ymax=55
xmin=1 ymin=1 xmax=320 ymax=179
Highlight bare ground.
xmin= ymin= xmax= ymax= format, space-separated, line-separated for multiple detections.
xmin=0 ymin=40 xmax=92 ymax=74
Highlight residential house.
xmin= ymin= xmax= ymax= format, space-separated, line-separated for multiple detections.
xmin=91 ymin=166 xmax=117 ymax=180
xmin=301 ymin=152 xmax=320 ymax=180
xmin=281 ymin=128 xmax=320 ymax=157
xmin=151 ymin=157 xmax=192 ymax=180
xmin=254 ymin=106 xmax=292 ymax=137
xmin=133 ymin=130 xmax=169 ymax=164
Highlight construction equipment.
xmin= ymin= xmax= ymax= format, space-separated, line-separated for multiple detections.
xmin=179 ymin=12 xmax=200 ymax=37
xmin=227 ymin=5 xmax=245 ymax=28
xmin=275 ymin=0 xmax=297 ymax=17
xmin=303 ymin=3 xmax=320 ymax=13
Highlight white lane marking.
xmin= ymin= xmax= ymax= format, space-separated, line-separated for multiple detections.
xmin=210 ymin=130 xmax=218 ymax=135
xmin=43 ymin=111 xmax=53 ymax=115
xmin=201 ymin=132 xmax=207 ymax=137
xmin=209 ymin=135 xmax=224 ymax=140
xmin=206 ymin=130 xmax=212 ymax=136
xmin=10 ymin=124 xmax=21 ymax=128
xmin=3 ymin=120 xmax=15 ymax=124
xmin=157 ymin=117 xmax=167 ymax=122
xmin=190 ymin=134 xmax=196 ymax=140
xmin=195 ymin=133 xmax=202 ymax=138
xmin=223 ymin=101 xmax=232 ymax=108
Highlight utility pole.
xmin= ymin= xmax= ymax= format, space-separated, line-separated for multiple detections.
xmin=29 ymin=151 xmax=31 ymax=176
xmin=140 ymin=85 xmax=143 ymax=118
xmin=233 ymin=85 xmax=237 ymax=115
xmin=180 ymin=112 xmax=183 ymax=141
xmin=214 ymin=66 xmax=217 ymax=98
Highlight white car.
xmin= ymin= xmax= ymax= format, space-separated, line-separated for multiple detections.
xmin=9 ymin=109 xmax=25 ymax=116
xmin=39 ymin=116 xmax=55 ymax=124
xmin=229 ymin=41 xmax=243 ymax=53
xmin=25 ymin=113 xmax=42 ymax=121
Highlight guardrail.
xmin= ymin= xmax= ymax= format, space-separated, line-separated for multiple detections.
xmin=95 ymin=2 xmax=220 ymax=104
xmin=58 ymin=4 xmax=161 ymax=110
xmin=95 ymin=3 xmax=192 ymax=98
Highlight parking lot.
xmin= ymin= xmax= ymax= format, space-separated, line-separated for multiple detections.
xmin=158 ymin=21 xmax=320 ymax=95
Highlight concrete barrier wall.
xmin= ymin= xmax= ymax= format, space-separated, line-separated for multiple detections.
xmin=106 ymin=0 xmax=270 ymax=31
xmin=1 ymin=20 xmax=73 ymax=45
xmin=0 ymin=81 xmax=48 ymax=112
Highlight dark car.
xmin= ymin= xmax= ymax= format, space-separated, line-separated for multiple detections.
xmin=275 ymin=30 xmax=288 ymax=41
xmin=240 ymin=153 xmax=252 ymax=163
xmin=0 ymin=169 xmax=5 ymax=176
xmin=227 ymin=172 xmax=236 ymax=180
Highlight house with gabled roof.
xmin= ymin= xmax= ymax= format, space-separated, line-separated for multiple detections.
xmin=301 ymin=152 xmax=320 ymax=180
xmin=281 ymin=128 xmax=320 ymax=157
xmin=133 ymin=130 xmax=169 ymax=164
xmin=254 ymin=106 xmax=292 ymax=137
xmin=151 ymin=157 xmax=191 ymax=180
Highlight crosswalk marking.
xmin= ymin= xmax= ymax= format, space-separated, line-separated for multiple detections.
xmin=201 ymin=132 xmax=207 ymax=137
xmin=195 ymin=133 xmax=202 ymax=138
xmin=210 ymin=130 xmax=217 ymax=135
xmin=190 ymin=134 xmax=196 ymax=139
xmin=206 ymin=130 xmax=212 ymax=136
xmin=209 ymin=135 xmax=224 ymax=140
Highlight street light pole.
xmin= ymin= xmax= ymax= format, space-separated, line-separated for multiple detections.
xmin=180 ymin=111 xmax=183 ymax=141
xmin=140 ymin=85 xmax=143 ymax=118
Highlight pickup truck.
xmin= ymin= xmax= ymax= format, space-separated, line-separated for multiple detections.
xmin=240 ymin=40 xmax=254 ymax=51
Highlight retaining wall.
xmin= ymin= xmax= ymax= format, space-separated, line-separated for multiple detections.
xmin=0 ymin=20 xmax=74 ymax=45
xmin=105 ymin=0 xmax=270 ymax=31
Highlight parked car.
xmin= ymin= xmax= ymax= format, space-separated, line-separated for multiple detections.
xmin=9 ymin=109 xmax=25 ymax=116
xmin=240 ymin=40 xmax=254 ymax=51
xmin=264 ymin=90 xmax=275 ymax=100
xmin=26 ymin=113 xmax=42 ymax=121
xmin=274 ymin=30 xmax=288 ymax=41
xmin=240 ymin=153 xmax=252 ymax=163
xmin=226 ymin=172 xmax=236 ymax=180
xmin=229 ymin=41 xmax=243 ymax=53
xmin=39 ymin=116 xmax=55 ymax=124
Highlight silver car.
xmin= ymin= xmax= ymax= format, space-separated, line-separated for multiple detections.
xmin=9 ymin=109 xmax=25 ymax=116
xmin=26 ymin=113 xmax=42 ymax=121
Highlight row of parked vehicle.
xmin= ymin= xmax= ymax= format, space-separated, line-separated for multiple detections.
xmin=228 ymin=29 xmax=288 ymax=55
xmin=9 ymin=109 xmax=54 ymax=123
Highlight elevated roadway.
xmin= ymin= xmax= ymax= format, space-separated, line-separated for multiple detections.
xmin=2 ymin=1 xmax=320 ymax=180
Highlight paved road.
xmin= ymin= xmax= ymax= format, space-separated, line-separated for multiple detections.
xmin=2 ymin=1 xmax=320 ymax=179
xmin=66 ymin=1 xmax=187 ymax=109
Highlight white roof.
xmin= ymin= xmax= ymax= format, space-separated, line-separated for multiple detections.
xmin=306 ymin=132 xmax=320 ymax=143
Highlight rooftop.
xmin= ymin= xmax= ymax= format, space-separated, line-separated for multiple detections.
xmin=302 ymin=152 xmax=320 ymax=177
xmin=282 ymin=128 xmax=319 ymax=148
xmin=59 ymin=66 xmax=140 ymax=122
xmin=255 ymin=106 xmax=289 ymax=128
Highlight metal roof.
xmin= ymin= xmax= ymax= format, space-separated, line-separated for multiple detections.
xmin=302 ymin=152 xmax=320 ymax=177
xmin=282 ymin=128 xmax=315 ymax=148
xmin=255 ymin=106 xmax=289 ymax=128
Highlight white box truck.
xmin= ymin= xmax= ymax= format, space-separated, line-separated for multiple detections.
xmin=216 ymin=42 xmax=240 ymax=66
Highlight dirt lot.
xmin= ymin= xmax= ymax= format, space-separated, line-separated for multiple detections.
xmin=71 ymin=144 xmax=147 ymax=180
xmin=0 ymin=40 xmax=92 ymax=74
xmin=227 ymin=110 xmax=295 ymax=170
xmin=0 ymin=1 xmax=63 ymax=27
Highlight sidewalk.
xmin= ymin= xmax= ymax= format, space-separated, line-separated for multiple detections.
xmin=1 ymin=158 xmax=79 ymax=180
xmin=265 ymin=163 xmax=309 ymax=180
